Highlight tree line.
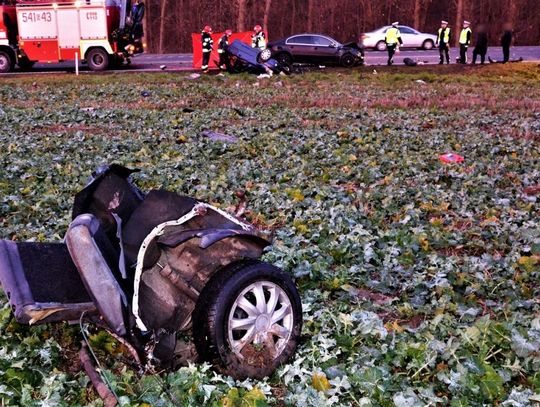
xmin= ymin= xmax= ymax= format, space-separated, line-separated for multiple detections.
xmin=143 ymin=0 xmax=540 ymax=53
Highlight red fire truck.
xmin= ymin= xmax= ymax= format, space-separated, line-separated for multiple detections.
xmin=0 ymin=0 xmax=143 ymax=73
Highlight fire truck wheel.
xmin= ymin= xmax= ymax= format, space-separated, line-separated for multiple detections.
xmin=87 ymin=48 xmax=110 ymax=71
xmin=0 ymin=51 xmax=14 ymax=73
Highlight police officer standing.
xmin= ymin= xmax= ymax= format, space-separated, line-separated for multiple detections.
xmin=458 ymin=20 xmax=472 ymax=64
xmin=252 ymin=25 xmax=266 ymax=49
xmin=436 ymin=20 xmax=451 ymax=64
xmin=201 ymin=25 xmax=213 ymax=73
xmin=218 ymin=29 xmax=232 ymax=70
xmin=385 ymin=22 xmax=402 ymax=66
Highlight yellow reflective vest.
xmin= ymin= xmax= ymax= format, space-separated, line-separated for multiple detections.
xmin=252 ymin=32 xmax=266 ymax=49
xmin=437 ymin=27 xmax=451 ymax=44
xmin=385 ymin=27 xmax=401 ymax=45
xmin=459 ymin=27 xmax=472 ymax=45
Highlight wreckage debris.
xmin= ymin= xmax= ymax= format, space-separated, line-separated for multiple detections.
xmin=200 ymin=130 xmax=238 ymax=143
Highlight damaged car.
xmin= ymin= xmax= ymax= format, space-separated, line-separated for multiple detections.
xmin=0 ymin=164 xmax=303 ymax=382
xmin=266 ymin=34 xmax=364 ymax=67
xmin=222 ymin=39 xmax=291 ymax=74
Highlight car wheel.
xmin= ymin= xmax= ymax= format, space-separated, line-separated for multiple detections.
xmin=340 ymin=53 xmax=356 ymax=68
xmin=193 ymin=260 xmax=302 ymax=380
xmin=0 ymin=51 xmax=13 ymax=73
xmin=422 ymin=40 xmax=434 ymax=50
xmin=257 ymin=48 xmax=272 ymax=63
xmin=275 ymin=52 xmax=293 ymax=66
xmin=376 ymin=41 xmax=387 ymax=51
xmin=87 ymin=48 xmax=109 ymax=71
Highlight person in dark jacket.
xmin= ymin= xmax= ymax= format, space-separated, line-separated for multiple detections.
xmin=130 ymin=0 xmax=145 ymax=39
xmin=218 ymin=29 xmax=232 ymax=70
xmin=201 ymin=25 xmax=213 ymax=72
xmin=472 ymin=24 xmax=488 ymax=64
xmin=357 ymin=33 xmax=366 ymax=65
xmin=501 ymin=23 xmax=513 ymax=63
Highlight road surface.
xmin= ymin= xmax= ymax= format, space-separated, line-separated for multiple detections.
xmin=4 ymin=46 xmax=540 ymax=75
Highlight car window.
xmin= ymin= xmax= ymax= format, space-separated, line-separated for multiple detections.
xmin=399 ymin=26 xmax=416 ymax=34
xmin=312 ymin=36 xmax=333 ymax=46
xmin=286 ymin=35 xmax=314 ymax=45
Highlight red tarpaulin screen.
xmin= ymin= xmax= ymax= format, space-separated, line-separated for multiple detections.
xmin=191 ymin=31 xmax=267 ymax=69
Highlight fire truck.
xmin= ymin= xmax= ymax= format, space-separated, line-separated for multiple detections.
xmin=0 ymin=0 xmax=143 ymax=73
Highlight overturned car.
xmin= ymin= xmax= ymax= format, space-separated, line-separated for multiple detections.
xmin=221 ymin=40 xmax=291 ymax=75
xmin=0 ymin=165 xmax=302 ymax=380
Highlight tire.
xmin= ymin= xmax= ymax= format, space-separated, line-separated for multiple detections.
xmin=340 ymin=53 xmax=356 ymax=68
xmin=87 ymin=48 xmax=109 ymax=71
xmin=275 ymin=52 xmax=292 ymax=66
xmin=422 ymin=40 xmax=434 ymax=50
xmin=257 ymin=48 xmax=272 ymax=63
xmin=376 ymin=41 xmax=387 ymax=51
xmin=0 ymin=51 xmax=13 ymax=73
xmin=193 ymin=260 xmax=302 ymax=380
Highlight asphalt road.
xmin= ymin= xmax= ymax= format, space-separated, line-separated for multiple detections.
xmin=5 ymin=46 xmax=540 ymax=75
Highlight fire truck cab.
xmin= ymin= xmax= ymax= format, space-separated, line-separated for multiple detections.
xmin=0 ymin=0 xmax=143 ymax=73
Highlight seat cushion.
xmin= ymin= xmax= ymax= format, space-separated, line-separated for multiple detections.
xmin=0 ymin=240 xmax=95 ymax=325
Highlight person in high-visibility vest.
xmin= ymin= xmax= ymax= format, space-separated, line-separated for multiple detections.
xmin=218 ymin=29 xmax=232 ymax=70
xmin=251 ymin=25 xmax=266 ymax=49
xmin=458 ymin=20 xmax=472 ymax=64
xmin=436 ymin=20 xmax=451 ymax=64
xmin=384 ymin=22 xmax=403 ymax=66
xmin=201 ymin=25 xmax=213 ymax=73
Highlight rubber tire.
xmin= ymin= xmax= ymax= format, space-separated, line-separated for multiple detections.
xmin=376 ymin=41 xmax=387 ymax=51
xmin=193 ymin=260 xmax=302 ymax=380
xmin=87 ymin=48 xmax=109 ymax=71
xmin=340 ymin=53 xmax=356 ymax=68
xmin=0 ymin=51 xmax=13 ymax=73
xmin=257 ymin=48 xmax=272 ymax=63
xmin=275 ymin=52 xmax=293 ymax=66
xmin=422 ymin=40 xmax=434 ymax=50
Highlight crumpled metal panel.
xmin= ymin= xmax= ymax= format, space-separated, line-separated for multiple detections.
xmin=138 ymin=235 xmax=264 ymax=332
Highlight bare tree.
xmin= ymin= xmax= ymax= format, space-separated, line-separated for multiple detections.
xmin=158 ymin=0 xmax=168 ymax=53
xmin=237 ymin=0 xmax=247 ymax=31
xmin=263 ymin=0 xmax=272 ymax=31
xmin=142 ymin=0 xmax=540 ymax=53
xmin=307 ymin=0 xmax=314 ymax=31
xmin=454 ymin=0 xmax=464 ymax=46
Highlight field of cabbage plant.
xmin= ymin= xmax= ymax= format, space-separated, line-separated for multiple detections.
xmin=0 ymin=64 xmax=539 ymax=406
